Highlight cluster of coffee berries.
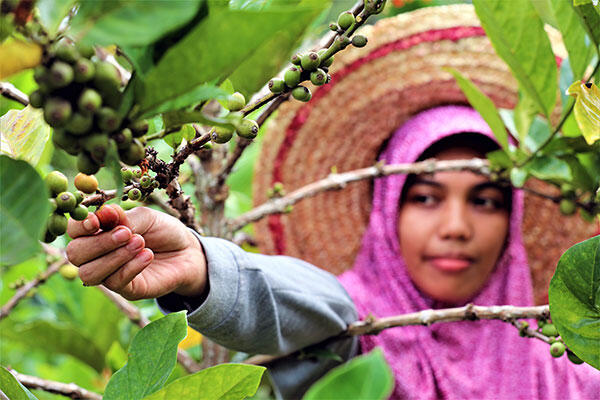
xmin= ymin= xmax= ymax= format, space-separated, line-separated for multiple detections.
xmin=121 ymin=167 xmax=158 ymax=201
xmin=209 ymin=92 xmax=260 ymax=144
xmin=43 ymin=171 xmax=95 ymax=242
xmin=267 ymin=182 xmax=285 ymax=198
xmin=535 ymin=320 xmax=583 ymax=363
xmin=29 ymin=40 xmax=148 ymax=175
xmin=329 ymin=11 xmax=368 ymax=47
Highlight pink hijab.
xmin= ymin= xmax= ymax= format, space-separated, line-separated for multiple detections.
xmin=338 ymin=105 xmax=600 ymax=399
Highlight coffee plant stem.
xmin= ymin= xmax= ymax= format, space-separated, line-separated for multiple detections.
xmin=511 ymin=320 xmax=554 ymax=344
xmin=0 ymin=82 xmax=29 ymax=106
xmin=7 ymin=368 xmax=102 ymax=400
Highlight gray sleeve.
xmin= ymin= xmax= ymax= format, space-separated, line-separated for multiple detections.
xmin=156 ymin=235 xmax=359 ymax=399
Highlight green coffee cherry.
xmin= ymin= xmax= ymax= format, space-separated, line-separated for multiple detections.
xmin=77 ymin=152 xmax=100 ymax=175
xmin=74 ymin=58 xmax=95 ymax=83
xmin=54 ymin=42 xmax=79 ymax=64
xmin=93 ymin=61 xmax=121 ymax=92
xmin=113 ymin=128 xmax=133 ymax=150
xmin=56 ymin=191 xmax=77 ymax=213
xmin=33 ymin=65 xmax=47 ymax=85
xmin=76 ymin=42 xmax=95 ymax=59
xmin=43 ymin=230 xmax=57 ymax=243
xmin=73 ymin=190 xmax=85 ymax=204
xmin=120 ymin=139 xmax=145 ymax=166
xmin=65 ymin=112 xmax=93 ymax=135
xmin=337 ymin=11 xmax=355 ymax=30
xmin=29 ymin=90 xmax=44 ymax=108
xmin=541 ymin=323 xmax=558 ymax=337
xmin=77 ymin=89 xmax=101 ymax=115
xmin=96 ymin=107 xmax=122 ymax=133
xmin=212 ymin=126 xmax=234 ymax=144
xmin=48 ymin=61 xmax=74 ymax=88
xmin=291 ymin=54 xmax=302 ymax=65
xmin=48 ymin=213 xmax=68 ymax=236
xmin=268 ymin=78 xmax=285 ymax=94
xmin=559 ymin=199 xmax=576 ymax=216
xmin=300 ymin=52 xmax=320 ymax=71
xmin=52 ymin=129 xmax=81 ymax=155
xmin=49 ymin=198 xmax=57 ymax=213
xmin=132 ymin=168 xmax=143 ymax=179
xmin=70 ymin=204 xmax=89 ymax=221
xmin=318 ymin=49 xmax=334 ymax=68
xmin=121 ymin=167 xmax=134 ymax=183
xmin=329 ymin=23 xmax=339 ymax=31
xmin=44 ymin=98 xmax=72 ymax=127
xmin=129 ymin=119 xmax=149 ymax=137
xmin=82 ymin=133 xmax=109 ymax=163
xmin=152 ymin=180 xmax=160 ymax=189
xmin=550 ymin=342 xmax=565 ymax=358
xmin=227 ymin=92 xmax=246 ymax=111
xmin=128 ymin=187 xmax=142 ymax=201
xmin=140 ymin=175 xmax=152 ymax=188
xmin=310 ymin=68 xmax=327 ymax=86
xmin=236 ymin=118 xmax=259 ymax=139
xmin=45 ymin=171 xmax=68 ymax=196
xmin=59 ymin=264 xmax=79 ymax=280
xmin=74 ymin=173 xmax=98 ymax=194
xmin=352 ymin=35 xmax=368 ymax=48
xmin=567 ymin=350 xmax=584 ymax=365
xmin=292 ymin=86 xmax=312 ymax=102
xmin=284 ymin=67 xmax=302 ymax=88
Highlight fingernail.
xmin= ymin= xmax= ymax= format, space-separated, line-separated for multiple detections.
xmin=112 ymin=227 xmax=130 ymax=244
xmin=126 ymin=235 xmax=144 ymax=251
xmin=137 ymin=249 xmax=152 ymax=262
xmin=83 ymin=218 xmax=94 ymax=231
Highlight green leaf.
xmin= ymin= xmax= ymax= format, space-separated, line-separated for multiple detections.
xmin=486 ymin=149 xmax=512 ymax=170
xmin=514 ymin=91 xmax=539 ymax=143
xmin=142 ymin=364 xmax=266 ymax=400
xmin=510 ymin=167 xmax=528 ymax=188
xmin=138 ymin=84 xmax=228 ymax=119
xmin=137 ymin=6 xmax=320 ymax=116
xmin=473 ymin=0 xmax=558 ymax=118
xmin=0 ymin=156 xmax=48 ymax=266
xmin=69 ymin=0 xmax=205 ymax=48
xmin=549 ymin=235 xmax=600 ymax=370
xmin=0 ymin=366 xmax=39 ymax=400
xmin=303 ymin=348 xmax=394 ymax=400
xmin=1 ymin=106 xmax=51 ymax=166
xmin=567 ymin=81 xmax=600 ymax=145
xmin=37 ymin=0 xmax=76 ymax=35
xmin=573 ymin=2 xmax=600 ymax=49
xmin=544 ymin=0 xmax=595 ymax=80
xmin=164 ymin=125 xmax=195 ymax=149
xmin=103 ymin=311 xmax=188 ymax=400
xmin=525 ymin=155 xmax=572 ymax=182
xmin=445 ymin=68 xmax=509 ymax=150
xmin=1 ymin=320 xmax=106 ymax=372
xmin=106 ymin=340 xmax=129 ymax=372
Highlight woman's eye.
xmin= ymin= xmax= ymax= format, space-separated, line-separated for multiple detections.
xmin=411 ymin=194 xmax=438 ymax=206
xmin=473 ymin=197 xmax=501 ymax=209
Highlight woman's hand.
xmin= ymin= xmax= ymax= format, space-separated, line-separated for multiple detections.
xmin=66 ymin=204 xmax=207 ymax=301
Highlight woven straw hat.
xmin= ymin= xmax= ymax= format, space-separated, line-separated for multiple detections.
xmin=253 ymin=4 xmax=597 ymax=305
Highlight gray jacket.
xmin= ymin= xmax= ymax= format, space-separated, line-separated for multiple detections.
xmin=156 ymin=235 xmax=360 ymax=399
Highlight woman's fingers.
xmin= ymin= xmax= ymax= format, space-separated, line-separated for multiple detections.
xmin=66 ymin=226 xmax=133 ymax=267
xmin=78 ymin=234 xmax=145 ymax=286
xmin=67 ymin=213 xmax=100 ymax=238
xmin=102 ymin=248 xmax=154 ymax=300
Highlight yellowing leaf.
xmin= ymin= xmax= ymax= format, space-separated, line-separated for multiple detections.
xmin=178 ymin=326 xmax=202 ymax=350
xmin=567 ymin=81 xmax=600 ymax=145
xmin=0 ymin=106 xmax=51 ymax=165
xmin=0 ymin=39 xmax=42 ymax=79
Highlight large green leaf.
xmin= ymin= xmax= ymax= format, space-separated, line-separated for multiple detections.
xmin=473 ymin=0 xmax=558 ymax=118
xmin=0 ymin=106 xmax=51 ymax=166
xmin=303 ymin=348 xmax=394 ymax=400
xmin=525 ymin=155 xmax=572 ymax=183
xmin=446 ymin=68 xmax=509 ymax=150
xmin=544 ymin=0 xmax=595 ymax=80
xmin=69 ymin=0 xmax=204 ymax=47
xmin=0 ymin=156 xmax=48 ymax=266
xmin=103 ymin=311 xmax=188 ymax=400
xmin=549 ymin=236 xmax=600 ymax=370
xmin=36 ymin=0 xmax=76 ymax=35
xmin=0 ymin=366 xmax=39 ymax=400
xmin=0 ymin=320 xmax=106 ymax=372
xmin=566 ymin=81 xmax=600 ymax=145
xmin=142 ymin=364 xmax=266 ymax=400
xmin=137 ymin=5 xmax=320 ymax=116
xmin=573 ymin=2 xmax=600 ymax=50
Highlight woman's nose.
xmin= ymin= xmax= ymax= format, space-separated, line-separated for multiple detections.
xmin=437 ymin=200 xmax=473 ymax=241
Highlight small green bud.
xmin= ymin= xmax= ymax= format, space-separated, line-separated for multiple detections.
xmin=70 ymin=204 xmax=89 ymax=221
xmin=129 ymin=119 xmax=149 ymax=137
xmin=236 ymin=118 xmax=259 ymax=139
xmin=310 ymin=68 xmax=327 ymax=86
xmin=119 ymin=139 xmax=145 ymax=166
xmin=59 ymin=264 xmax=79 ymax=280
xmin=541 ymin=323 xmax=558 ymax=337
xmin=292 ymin=86 xmax=312 ymax=102
xmin=211 ymin=126 xmax=234 ymax=144
xmin=77 ymin=152 xmax=100 ymax=175
xmin=56 ymin=191 xmax=77 ymax=213
xmin=54 ymin=42 xmax=79 ymax=64
xmin=78 ymin=89 xmax=102 ymax=114
xmin=291 ymin=53 xmax=302 ymax=66
xmin=45 ymin=171 xmax=68 ymax=196
xmin=29 ymin=90 xmax=45 ymax=108
xmin=268 ymin=78 xmax=285 ymax=94
xmin=73 ymin=190 xmax=85 ymax=204
xmin=48 ymin=61 xmax=74 ymax=88
xmin=318 ymin=49 xmax=334 ymax=68
xmin=567 ymin=350 xmax=584 ymax=365
xmin=48 ymin=213 xmax=68 ymax=236
xmin=152 ymin=180 xmax=160 ymax=189
xmin=73 ymin=58 xmax=95 ymax=83
xmin=284 ymin=66 xmax=302 ymax=88
xmin=284 ymin=204 xmax=294 ymax=214
xmin=121 ymin=167 xmax=133 ymax=183
xmin=227 ymin=92 xmax=246 ymax=111
xmin=352 ymin=35 xmax=368 ymax=48
xmin=96 ymin=107 xmax=122 ymax=133
xmin=93 ymin=61 xmax=121 ymax=92
xmin=128 ymin=187 xmax=142 ymax=201
xmin=300 ymin=52 xmax=320 ymax=71
xmin=140 ymin=175 xmax=152 ymax=188
xmin=329 ymin=23 xmax=339 ymax=31
xmin=337 ymin=11 xmax=355 ymax=30
xmin=44 ymin=98 xmax=72 ymax=127
xmin=113 ymin=128 xmax=133 ymax=150
xmin=65 ymin=112 xmax=93 ymax=135
xmin=550 ymin=342 xmax=565 ymax=358
xmin=132 ymin=168 xmax=143 ymax=179
xmin=559 ymin=199 xmax=576 ymax=216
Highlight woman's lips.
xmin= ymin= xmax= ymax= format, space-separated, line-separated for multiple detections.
xmin=426 ymin=256 xmax=473 ymax=272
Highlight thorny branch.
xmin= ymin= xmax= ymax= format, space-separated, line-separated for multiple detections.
xmin=5 ymin=368 xmax=102 ymax=400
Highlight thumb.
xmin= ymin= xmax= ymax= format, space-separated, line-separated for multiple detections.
xmin=95 ymin=203 xmax=132 ymax=231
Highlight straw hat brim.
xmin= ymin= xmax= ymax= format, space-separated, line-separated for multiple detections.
xmin=253 ymin=4 xmax=597 ymax=305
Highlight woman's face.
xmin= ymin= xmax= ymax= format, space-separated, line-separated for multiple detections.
xmin=398 ymin=147 xmax=510 ymax=304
